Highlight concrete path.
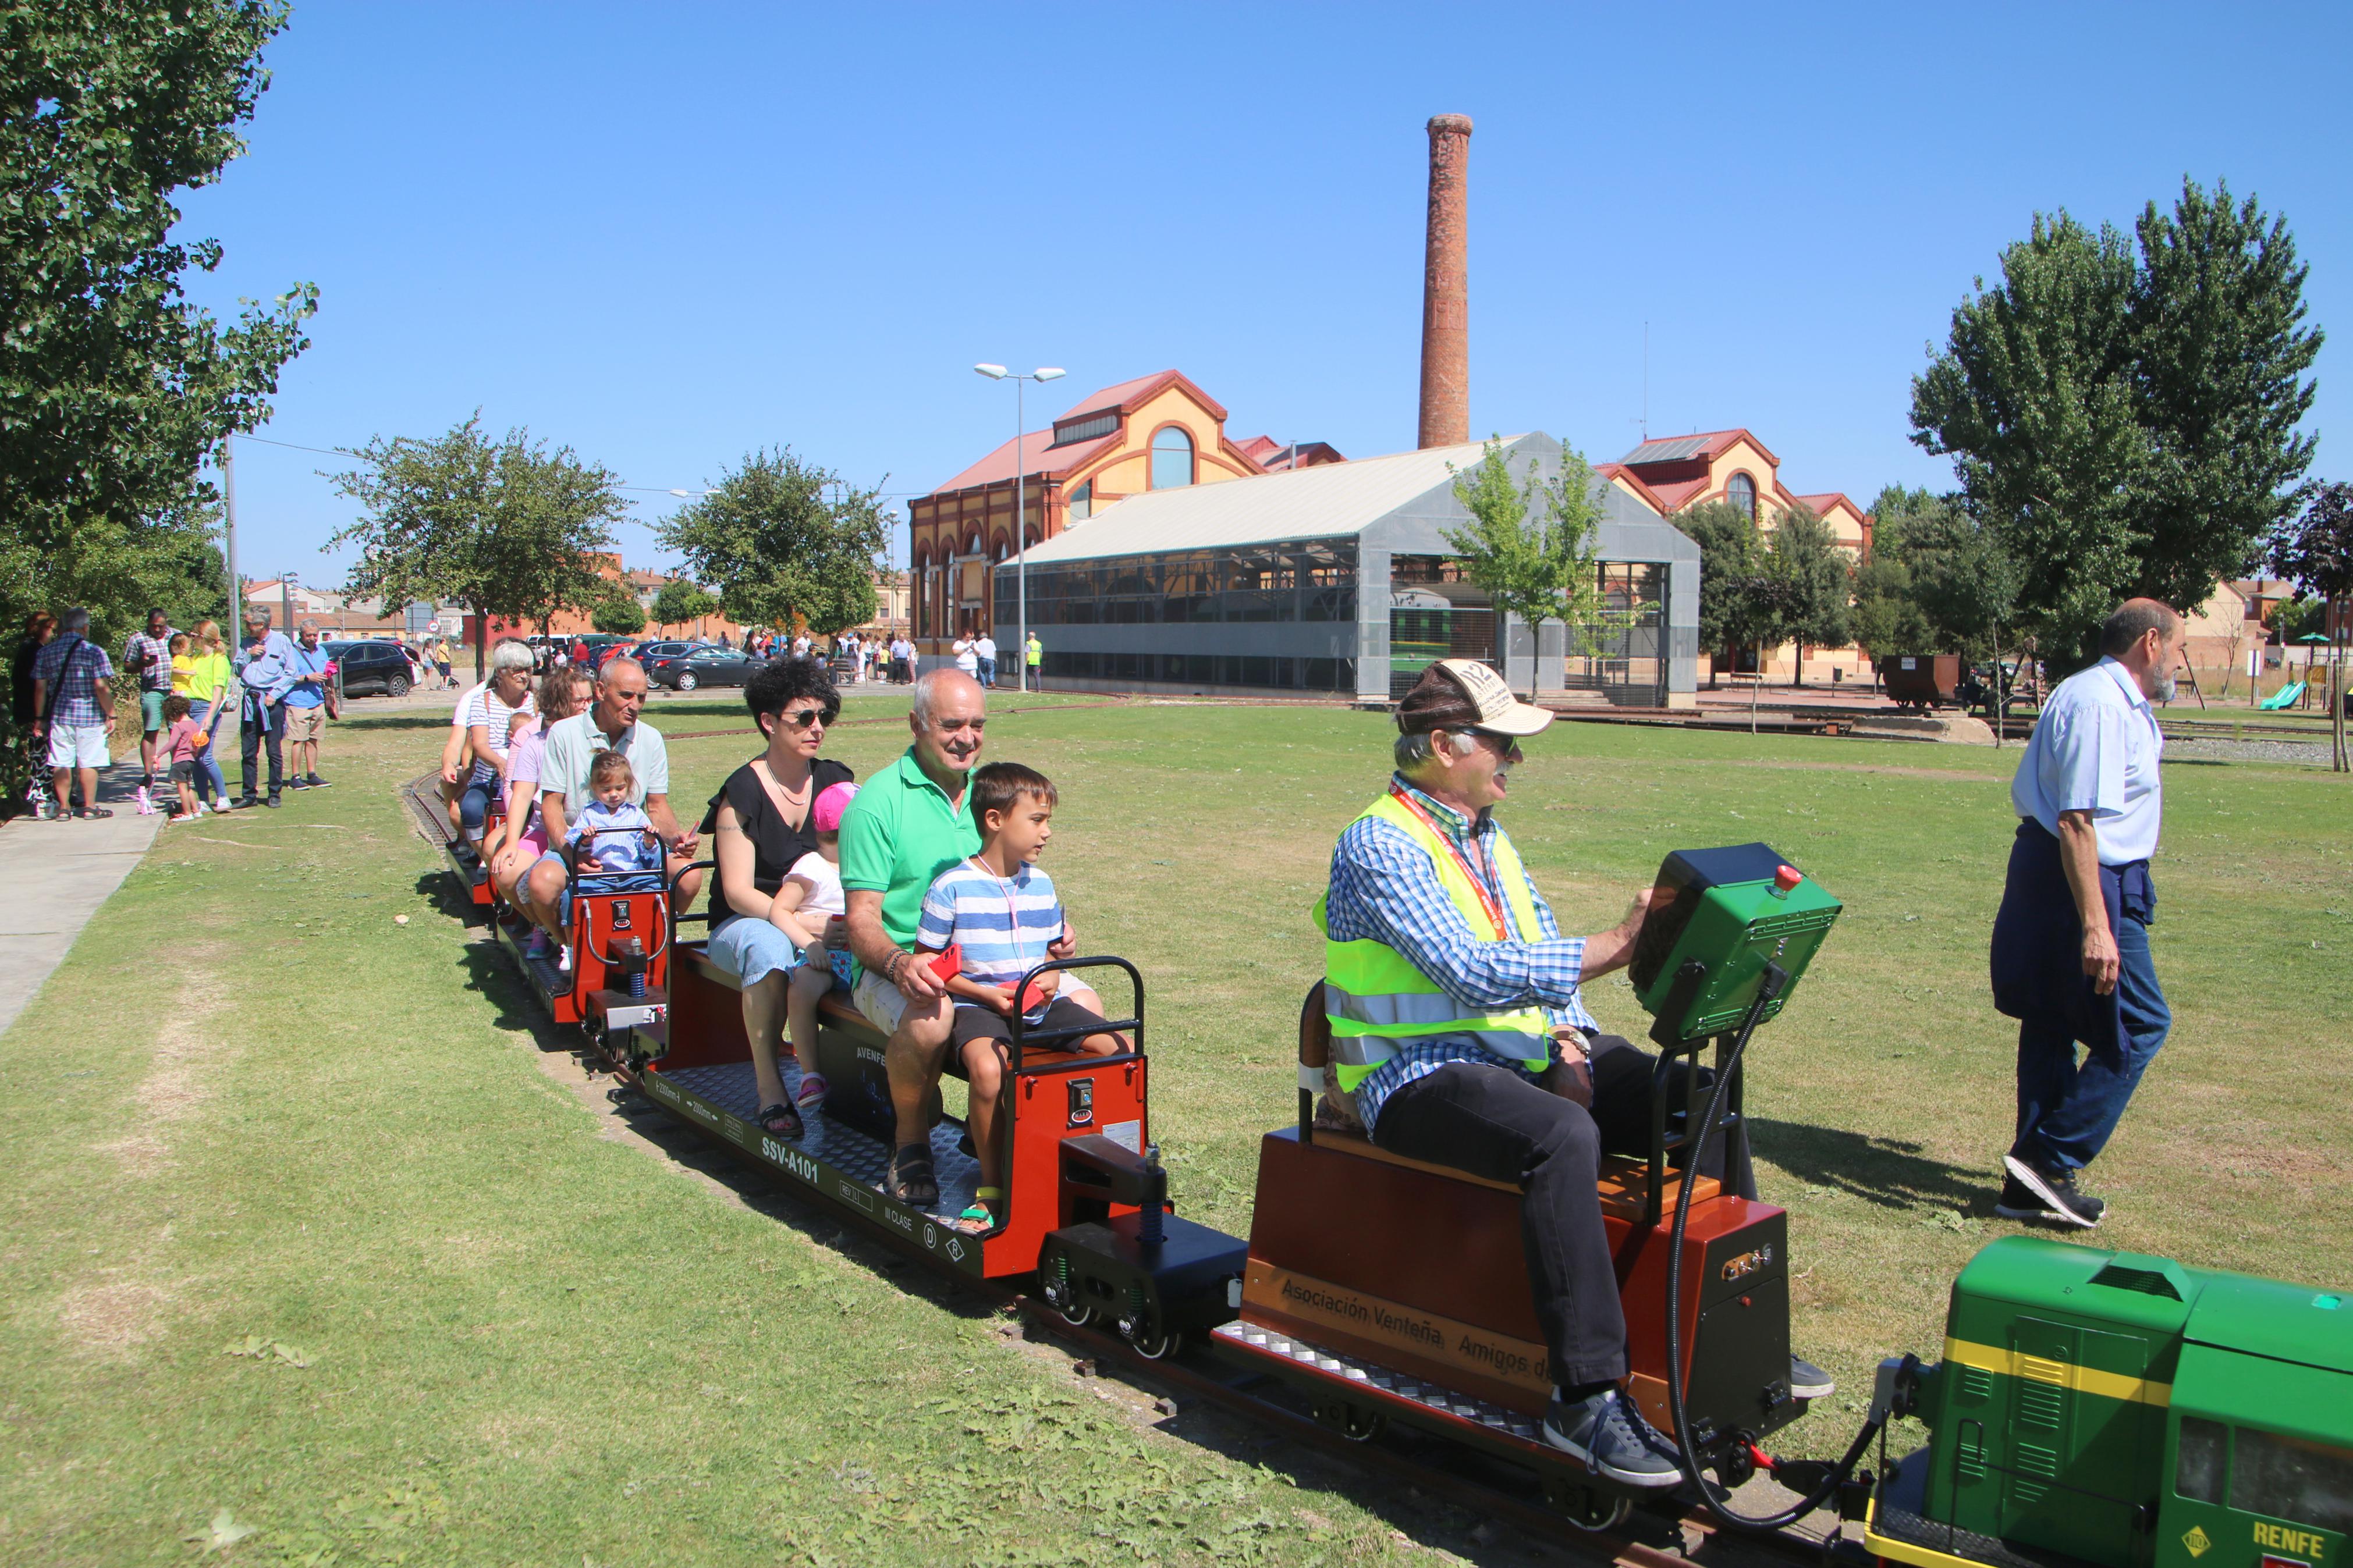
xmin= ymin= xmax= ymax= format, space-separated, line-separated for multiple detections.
xmin=0 ymin=760 xmax=162 ymax=1037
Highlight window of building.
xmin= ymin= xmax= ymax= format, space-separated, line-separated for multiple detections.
xmin=1069 ymin=481 xmax=1092 ymax=521
xmin=1151 ymin=426 xmax=1195 ymax=490
xmin=1727 ymin=472 xmax=1758 ymax=522
xmin=1051 ymin=412 xmax=1117 ymax=447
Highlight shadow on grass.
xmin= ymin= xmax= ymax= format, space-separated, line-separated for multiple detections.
xmin=429 ymin=917 xmax=1551 ymax=1562
xmin=1751 ymin=1115 xmax=1994 ymax=1215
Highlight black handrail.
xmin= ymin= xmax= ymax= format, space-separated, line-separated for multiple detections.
xmin=1006 ymin=956 xmax=1144 ymax=1075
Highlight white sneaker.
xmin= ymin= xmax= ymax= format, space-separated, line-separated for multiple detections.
xmin=557 ymin=944 xmax=572 ymax=973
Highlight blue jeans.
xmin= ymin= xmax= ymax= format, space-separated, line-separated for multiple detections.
xmin=977 ymin=657 xmax=996 ymax=688
xmin=187 ymin=700 xmax=229 ymax=801
xmin=2010 ymin=912 xmax=2170 ymax=1173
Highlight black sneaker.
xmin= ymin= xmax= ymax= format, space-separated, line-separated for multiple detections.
xmin=1541 ymin=1387 xmax=1684 ymax=1488
xmin=1789 ymin=1355 xmax=1834 ymax=1400
xmin=285 ymin=777 xmax=310 ymax=791
xmin=1999 ymin=1157 xmax=2105 ymax=1227
xmin=264 ymin=793 xmax=282 ymax=809
xmin=305 ymin=773 xmax=331 ymax=788
xmin=230 ymin=795 xmax=260 ymax=810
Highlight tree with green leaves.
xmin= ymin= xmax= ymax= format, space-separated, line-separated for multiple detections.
xmin=650 ymin=577 xmax=718 ymax=634
xmin=326 ymin=416 xmax=627 ymax=678
xmin=1764 ymin=504 xmax=1851 ymax=687
xmin=592 ymin=589 xmax=645 ymax=636
xmin=1674 ymin=500 xmax=1756 ymax=688
xmin=2 ymin=0 xmax=315 ymax=806
xmin=2269 ymin=481 xmax=2352 ymax=771
xmin=1907 ymin=506 xmax=2028 ymax=740
xmin=1443 ymin=438 xmax=1609 ymax=695
xmin=658 ymin=449 xmax=886 ymax=638
xmin=1911 ymin=180 xmax=2320 ymax=670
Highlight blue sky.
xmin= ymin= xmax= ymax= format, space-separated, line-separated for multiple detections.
xmin=178 ymin=1 xmax=2351 ymax=585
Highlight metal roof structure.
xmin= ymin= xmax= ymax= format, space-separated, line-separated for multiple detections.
xmin=1018 ymin=436 xmax=1529 ymax=564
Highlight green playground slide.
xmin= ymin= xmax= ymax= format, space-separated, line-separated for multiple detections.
xmin=2258 ymin=681 xmax=2305 ymax=710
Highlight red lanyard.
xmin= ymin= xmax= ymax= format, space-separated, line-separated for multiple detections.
xmin=1387 ymin=785 xmax=1511 ymax=938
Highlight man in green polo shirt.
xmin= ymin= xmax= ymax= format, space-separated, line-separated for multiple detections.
xmin=840 ymin=669 xmax=1074 ymax=1206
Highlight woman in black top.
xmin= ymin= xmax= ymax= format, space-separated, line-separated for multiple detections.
xmin=702 ymin=657 xmax=851 ymax=1135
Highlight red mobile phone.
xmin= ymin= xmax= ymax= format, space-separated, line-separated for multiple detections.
xmin=926 ymin=944 xmax=961 ymax=982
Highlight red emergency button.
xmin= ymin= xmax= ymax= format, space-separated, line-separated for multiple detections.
xmin=1774 ymin=864 xmax=1803 ymax=893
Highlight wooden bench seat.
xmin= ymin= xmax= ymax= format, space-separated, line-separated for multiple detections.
xmin=1303 ymin=1126 xmax=1719 ymax=1221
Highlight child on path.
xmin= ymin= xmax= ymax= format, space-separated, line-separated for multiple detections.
xmin=158 ymin=694 xmax=208 ymax=821
xmin=917 ymin=762 xmax=1124 ymax=1228
xmin=776 ymin=781 xmax=858 ymax=1118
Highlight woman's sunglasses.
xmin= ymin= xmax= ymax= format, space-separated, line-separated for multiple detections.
xmin=780 ymin=707 xmax=836 ymax=730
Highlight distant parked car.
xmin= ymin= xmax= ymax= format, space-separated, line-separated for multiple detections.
xmin=326 ymin=639 xmax=414 ymax=698
xmin=649 ymin=646 xmax=757 ymax=692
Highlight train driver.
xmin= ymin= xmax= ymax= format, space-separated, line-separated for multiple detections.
xmin=1316 ymin=659 xmax=1830 ymax=1488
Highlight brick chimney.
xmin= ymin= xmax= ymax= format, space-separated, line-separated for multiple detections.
xmin=1417 ymin=113 xmax=1472 ymax=449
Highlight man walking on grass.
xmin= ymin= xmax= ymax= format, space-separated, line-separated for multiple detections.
xmin=1990 ymin=599 xmax=2184 ymax=1228
xmin=122 ymin=607 xmax=175 ymax=815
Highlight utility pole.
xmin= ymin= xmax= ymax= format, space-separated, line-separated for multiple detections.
xmin=223 ymin=432 xmax=240 ymax=626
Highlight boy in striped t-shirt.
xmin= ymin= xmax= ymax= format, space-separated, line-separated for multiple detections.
xmin=917 ymin=762 xmax=1124 ymax=1228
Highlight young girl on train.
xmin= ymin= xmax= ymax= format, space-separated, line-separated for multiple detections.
xmin=771 ymin=780 xmax=858 ymax=1126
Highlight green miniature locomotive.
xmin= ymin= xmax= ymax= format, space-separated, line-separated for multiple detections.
xmin=1869 ymin=1235 xmax=2352 ymax=1568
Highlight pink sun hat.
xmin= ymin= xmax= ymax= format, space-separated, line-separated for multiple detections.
xmin=812 ymin=780 xmax=860 ymax=833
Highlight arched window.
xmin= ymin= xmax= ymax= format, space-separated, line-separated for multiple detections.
xmin=1069 ymin=480 xmax=1092 ymax=521
xmin=1151 ymin=426 xmax=1195 ymax=490
xmin=1726 ymin=472 xmax=1757 ymax=522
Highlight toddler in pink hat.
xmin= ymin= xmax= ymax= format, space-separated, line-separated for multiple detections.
xmin=782 ymin=780 xmax=860 ymax=1110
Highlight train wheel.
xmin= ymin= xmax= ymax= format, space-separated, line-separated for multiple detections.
xmin=1054 ymin=1295 xmax=1092 ymax=1328
xmin=1130 ymin=1324 xmax=1179 ymax=1360
xmin=1548 ymin=1481 xmax=1631 ymax=1533
xmin=1314 ymin=1399 xmax=1386 ymax=1443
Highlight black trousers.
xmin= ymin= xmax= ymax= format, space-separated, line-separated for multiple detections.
xmin=1371 ymin=1038 xmax=1740 ymax=1389
xmin=240 ymin=701 xmax=285 ymax=798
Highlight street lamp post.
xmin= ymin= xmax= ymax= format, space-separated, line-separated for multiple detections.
xmin=973 ymin=363 xmax=1065 ymax=691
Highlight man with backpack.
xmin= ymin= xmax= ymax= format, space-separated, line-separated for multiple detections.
xmin=30 ymin=607 xmax=120 ymax=820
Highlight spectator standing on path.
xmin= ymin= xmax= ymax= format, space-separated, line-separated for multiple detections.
xmin=180 ymin=620 xmax=232 ymax=810
xmin=951 ymin=634 xmax=979 ymax=682
xmin=123 ymin=607 xmax=176 ymax=815
xmin=282 ymin=622 xmax=334 ymax=790
xmin=13 ymin=611 xmax=55 ymax=817
xmin=974 ymin=631 xmax=998 ymax=690
xmin=429 ymin=635 xmax=455 ymax=689
xmin=1989 ymin=600 xmax=2185 ymax=1229
xmin=1025 ymin=632 xmax=1044 ymax=691
xmin=30 ymin=607 xmax=118 ymax=820
xmin=889 ymin=635 xmax=912 ymax=684
xmin=232 ymin=608 xmax=296 ymax=809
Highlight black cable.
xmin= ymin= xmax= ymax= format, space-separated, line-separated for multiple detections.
xmin=1660 ymin=964 xmax=1882 ymax=1532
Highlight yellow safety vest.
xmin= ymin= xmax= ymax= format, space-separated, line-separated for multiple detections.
xmin=1315 ymin=791 xmax=1552 ymax=1091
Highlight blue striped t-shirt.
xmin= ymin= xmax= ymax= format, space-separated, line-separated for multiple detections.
xmin=918 ymin=858 xmax=1064 ymax=1019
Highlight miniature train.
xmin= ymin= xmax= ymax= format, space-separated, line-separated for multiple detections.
xmin=416 ymin=780 xmax=2352 ymax=1563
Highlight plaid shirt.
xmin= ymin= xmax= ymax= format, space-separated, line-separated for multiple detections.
xmin=123 ymin=630 xmax=175 ymax=692
xmin=1324 ymin=773 xmax=1598 ymax=1132
xmin=33 ymin=637 xmax=115 ymax=727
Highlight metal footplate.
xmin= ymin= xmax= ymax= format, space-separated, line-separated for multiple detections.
xmin=590 ymin=987 xmax=668 ymax=1032
xmin=1211 ymin=1322 xmax=1543 ymax=1444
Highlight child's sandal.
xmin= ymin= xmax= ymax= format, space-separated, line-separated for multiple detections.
xmin=755 ymin=1101 xmax=803 ymax=1139
xmin=958 ymin=1187 xmax=1005 ymax=1230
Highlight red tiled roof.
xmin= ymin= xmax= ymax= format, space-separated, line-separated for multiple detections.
xmin=1596 ymin=463 xmax=1669 ymax=515
xmin=1235 ymin=435 xmax=1282 ymax=463
xmin=931 ymin=428 xmax=1120 ymax=494
xmin=1793 ymin=492 xmax=1862 ymax=519
xmin=1055 ymin=368 xmax=1229 ymax=424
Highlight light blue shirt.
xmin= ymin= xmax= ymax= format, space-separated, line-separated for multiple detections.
xmin=233 ymin=630 xmax=297 ymax=703
xmin=2011 ymin=657 xmax=2164 ymax=866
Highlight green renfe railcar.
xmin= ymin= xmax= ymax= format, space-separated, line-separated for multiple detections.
xmin=1868 ymin=1235 xmax=2353 ymax=1568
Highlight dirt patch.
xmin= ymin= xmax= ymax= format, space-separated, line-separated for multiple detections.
xmin=91 ymin=1132 xmax=171 ymax=1178
xmin=97 ymin=976 xmax=232 ymax=1172
xmin=1733 ymin=759 xmax=2007 ymax=783
xmin=56 ymin=1276 xmax=177 ymax=1359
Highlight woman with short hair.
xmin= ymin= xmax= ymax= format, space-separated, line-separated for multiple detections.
xmin=459 ymin=639 xmax=536 ymax=842
xmin=702 ymin=657 xmax=853 ymax=1136
xmin=494 ymin=665 xmax=595 ymax=954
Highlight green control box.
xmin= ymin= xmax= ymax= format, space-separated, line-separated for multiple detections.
xmin=1627 ymin=843 xmax=1841 ymax=1041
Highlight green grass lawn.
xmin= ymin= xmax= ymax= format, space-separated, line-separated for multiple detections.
xmin=3 ymin=692 xmax=2347 ymax=1566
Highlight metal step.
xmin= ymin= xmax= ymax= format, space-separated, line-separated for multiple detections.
xmin=1211 ymin=1322 xmax=1545 ymax=1445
